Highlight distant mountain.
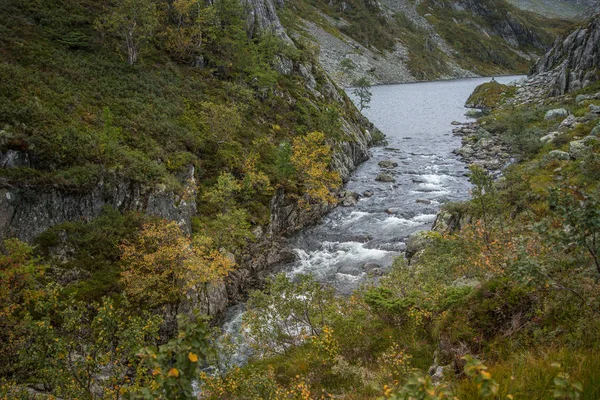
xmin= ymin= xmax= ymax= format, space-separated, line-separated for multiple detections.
xmin=283 ymin=0 xmax=575 ymax=86
xmin=506 ymin=0 xmax=598 ymax=19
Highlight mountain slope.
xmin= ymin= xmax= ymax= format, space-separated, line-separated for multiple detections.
xmin=277 ymin=0 xmax=573 ymax=85
xmin=507 ymin=0 xmax=598 ymax=19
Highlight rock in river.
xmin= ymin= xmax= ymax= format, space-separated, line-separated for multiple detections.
xmin=378 ymin=160 xmax=398 ymax=168
xmin=339 ymin=190 xmax=360 ymax=207
xmin=376 ymin=173 xmax=396 ymax=183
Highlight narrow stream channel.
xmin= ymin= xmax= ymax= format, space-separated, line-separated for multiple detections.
xmin=221 ymin=75 xmax=524 ymax=366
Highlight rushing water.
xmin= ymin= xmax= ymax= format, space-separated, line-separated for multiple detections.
xmin=221 ymin=75 xmax=524 ymax=365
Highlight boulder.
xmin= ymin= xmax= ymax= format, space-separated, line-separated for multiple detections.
xmin=540 ymin=132 xmax=560 ymax=143
xmin=465 ymin=109 xmax=483 ymax=118
xmin=544 ymin=108 xmax=569 ymax=120
xmin=363 ymin=189 xmax=374 ymax=197
xmin=591 ymin=123 xmax=600 ymax=136
xmin=339 ymin=190 xmax=359 ymax=207
xmin=576 ymin=94 xmax=592 ymax=103
xmin=378 ymin=160 xmax=398 ymax=168
xmin=590 ymin=104 xmax=600 ymax=114
xmin=547 ymin=150 xmax=571 ymax=161
xmin=405 ymin=231 xmax=431 ymax=260
xmin=569 ymin=139 xmax=592 ymax=159
xmin=362 ymin=263 xmax=381 ymax=274
xmin=560 ymin=114 xmax=577 ymax=128
xmin=451 ymin=120 xmax=462 ymax=125
xmin=376 ymin=173 xmax=396 ymax=183
xmin=416 ymin=199 xmax=432 ymax=204
xmin=337 ymin=265 xmax=361 ymax=276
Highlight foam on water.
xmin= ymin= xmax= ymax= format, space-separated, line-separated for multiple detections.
xmin=218 ymin=75 xmax=525 ymax=368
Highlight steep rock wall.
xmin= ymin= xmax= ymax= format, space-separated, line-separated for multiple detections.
xmin=531 ymin=15 xmax=600 ymax=95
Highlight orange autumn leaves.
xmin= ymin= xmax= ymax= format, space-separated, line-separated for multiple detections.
xmin=120 ymin=221 xmax=234 ymax=308
xmin=291 ymin=131 xmax=341 ymax=207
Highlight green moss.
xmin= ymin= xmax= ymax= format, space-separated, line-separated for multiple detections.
xmin=466 ymin=81 xmax=516 ymax=108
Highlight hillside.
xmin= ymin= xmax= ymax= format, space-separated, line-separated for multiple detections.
xmin=507 ymin=0 xmax=598 ymax=19
xmin=0 ymin=0 xmax=597 ymax=398
xmin=199 ymin=17 xmax=600 ymax=399
xmin=279 ymin=0 xmax=574 ymax=85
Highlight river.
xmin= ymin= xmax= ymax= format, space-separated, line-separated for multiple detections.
xmin=220 ymin=75 xmax=524 ymax=365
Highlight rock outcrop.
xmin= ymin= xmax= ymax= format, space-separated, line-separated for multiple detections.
xmin=530 ymin=15 xmax=600 ymax=96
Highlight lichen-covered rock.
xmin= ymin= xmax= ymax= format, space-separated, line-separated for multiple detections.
xmin=376 ymin=173 xmax=396 ymax=182
xmin=339 ymin=190 xmax=360 ymax=207
xmin=378 ymin=160 xmax=398 ymax=168
xmin=540 ymin=132 xmax=560 ymax=143
xmin=405 ymin=230 xmax=431 ymax=262
xmin=569 ymin=137 xmax=598 ymax=159
xmin=545 ymin=108 xmax=569 ymax=120
xmin=547 ymin=150 xmax=571 ymax=161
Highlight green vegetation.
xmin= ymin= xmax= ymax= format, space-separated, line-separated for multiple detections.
xmin=418 ymin=0 xmax=573 ymax=75
xmin=0 ymin=0 xmax=368 ymax=396
xmin=352 ymin=77 xmax=372 ymax=111
xmin=465 ymin=80 xmax=517 ymax=109
xmin=196 ymin=84 xmax=600 ymax=398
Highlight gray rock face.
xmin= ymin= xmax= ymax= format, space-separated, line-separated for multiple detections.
xmin=243 ymin=0 xmax=292 ymax=44
xmin=531 ymin=16 xmax=600 ymax=96
xmin=545 ymin=108 xmax=569 ymax=120
xmin=0 ymin=167 xmax=198 ymax=242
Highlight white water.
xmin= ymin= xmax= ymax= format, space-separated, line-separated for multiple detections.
xmin=221 ymin=75 xmax=524 ymax=364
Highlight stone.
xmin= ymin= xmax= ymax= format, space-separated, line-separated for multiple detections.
xmin=569 ymin=139 xmax=590 ymax=159
xmin=378 ymin=160 xmax=398 ymax=168
xmin=590 ymin=104 xmax=600 ymax=114
xmin=576 ymin=94 xmax=592 ymax=103
xmin=386 ymin=208 xmax=399 ymax=214
xmin=376 ymin=173 xmax=396 ymax=183
xmin=431 ymin=366 xmax=444 ymax=383
xmin=339 ymin=190 xmax=359 ymax=207
xmin=337 ymin=265 xmax=361 ymax=276
xmin=362 ymin=262 xmax=381 ymax=272
xmin=363 ymin=189 xmax=374 ymax=197
xmin=416 ymin=199 xmax=432 ymax=204
xmin=451 ymin=120 xmax=462 ymax=125
xmin=547 ymin=150 xmax=570 ymax=161
xmin=560 ymin=114 xmax=577 ymax=128
xmin=591 ymin=123 xmax=600 ymax=136
xmin=405 ymin=231 xmax=431 ymax=260
xmin=465 ymin=109 xmax=483 ymax=118
xmin=545 ymin=108 xmax=569 ymax=120
xmin=540 ymin=131 xmax=560 ymax=143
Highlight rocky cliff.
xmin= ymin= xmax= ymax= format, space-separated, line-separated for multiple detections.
xmin=529 ymin=14 xmax=600 ymax=96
